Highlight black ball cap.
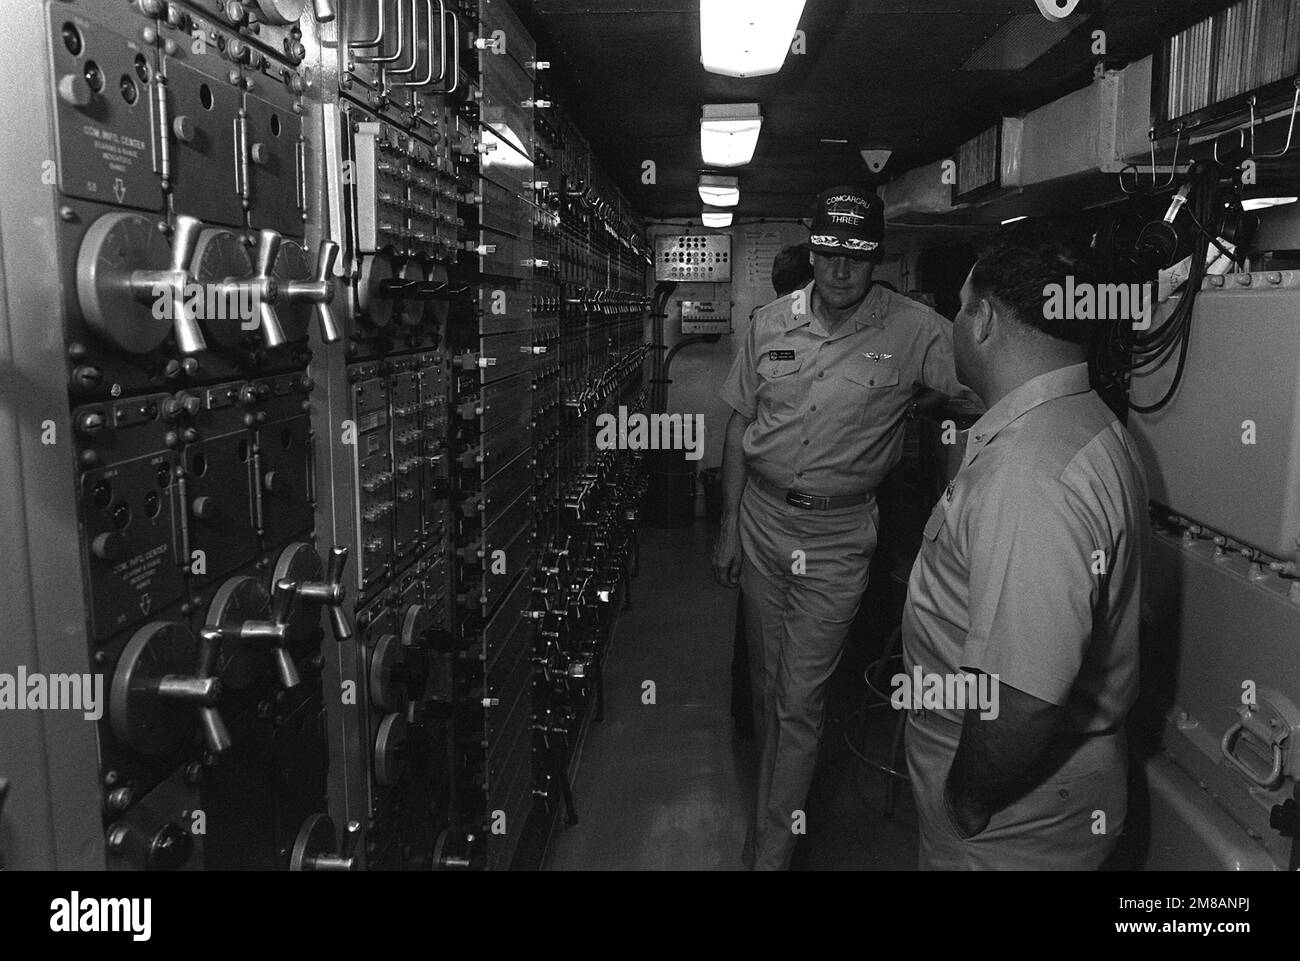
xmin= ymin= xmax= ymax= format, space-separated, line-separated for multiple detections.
xmin=808 ymin=186 xmax=884 ymax=261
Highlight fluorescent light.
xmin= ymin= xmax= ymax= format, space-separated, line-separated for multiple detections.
xmin=699 ymin=174 xmax=740 ymax=207
xmin=702 ymin=205 xmax=733 ymax=228
xmin=701 ymin=103 xmax=762 ymax=167
xmin=1001 ymin=215 xmax=1028 ymax=225
xmin=701 ymin=0 xmax=807 ymax=78
xmin=1242 ymin=196 xmax=1298 ymax=211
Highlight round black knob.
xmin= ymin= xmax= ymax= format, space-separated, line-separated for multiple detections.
xmin=147 ymin=821 xmax=193 ymax=870
xmin=77 ymin=411 xmax=107 ymax=435
xmin=92 ymin=532 xmax=127 ymax=563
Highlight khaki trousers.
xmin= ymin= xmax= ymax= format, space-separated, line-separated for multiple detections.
xmin=738 ymin=478 xmax=878 ymax=871
xmin=906 ymin=712 xmax=1127 ymax=870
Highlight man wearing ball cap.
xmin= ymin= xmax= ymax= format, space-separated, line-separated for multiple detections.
xmin=714 ymin=185 xmax=979 ymax=870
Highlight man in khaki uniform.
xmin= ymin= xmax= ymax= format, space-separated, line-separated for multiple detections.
xmin=713 ymin=187 xmax=978 ymax=870
xmin=903 ymin=225 xmax=1148 ymax=869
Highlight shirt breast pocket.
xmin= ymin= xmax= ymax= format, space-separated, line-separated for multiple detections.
xmin=757 ymin=357 xmax=803 ymax=414
xmin=841 ymin=360 xmax=901 ymax=424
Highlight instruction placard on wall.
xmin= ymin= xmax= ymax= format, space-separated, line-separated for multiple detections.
xmin=744 ymin=226 xmax=786 ymax=287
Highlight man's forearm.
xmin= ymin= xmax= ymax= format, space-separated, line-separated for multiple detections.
xmin=720 ymin=412 xmax=751 ymax=524
xmin=945 ymin=680 xmax=1062 ymax=836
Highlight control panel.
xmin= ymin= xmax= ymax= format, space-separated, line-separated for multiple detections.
xmin=3 ymin=0 xmax=647 ymax=872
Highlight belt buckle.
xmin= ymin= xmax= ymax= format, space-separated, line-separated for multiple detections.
xmin=785 ymin=490 xmax=819 ymax=510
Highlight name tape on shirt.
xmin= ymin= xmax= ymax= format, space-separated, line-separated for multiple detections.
xmin=768 ymin=350 xmax=796 ymax=361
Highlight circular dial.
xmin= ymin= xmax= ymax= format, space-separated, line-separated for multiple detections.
xmin=289 ymin=812 xmax=335 ymax=871
xmin=400 ymin=603 xmax=431 ymax=647
xmin=273 ymin=541 xmax=325 ymax=650
xmin=190 ymin=229 xmax=254 ymax=348
xmin=369 ymin=633 xmax=406 ymax=712
xmin=370 ymin=630 xmax=429 ymax=713
xmin=271 ymin=239 xmax=314 ymax=342
xmin=204 ymin=575 xmax=273 ymax=691
xmin=373 ymin=713 xmax=409 ymax=787
xmin=253 ymin=0 xmax=307 ymax=26
xmin=76 ymin=212 xmax=174 ymax=353
xmin=109 ymin=621 xmax=200 ymax=756
xmin=357 ymin=252 xmax=395 ymax=328
xmin=420 ymin=258 xmax=449 ymax=331
xmin=397 ymin=258 xmax=424 ymax=327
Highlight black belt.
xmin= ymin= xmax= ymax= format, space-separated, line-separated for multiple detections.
xmin=749 ymin=473 xmax=871 ymax=510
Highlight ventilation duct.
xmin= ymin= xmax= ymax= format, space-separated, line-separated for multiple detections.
xmin=961 ymin=13 xmax=1076 ymax=72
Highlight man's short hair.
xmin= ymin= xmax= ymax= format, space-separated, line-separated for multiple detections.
xmin=969 ymin=221 xmax=1100 ymax=346
xmin=771 ymin=244 xmax=815 ymax=297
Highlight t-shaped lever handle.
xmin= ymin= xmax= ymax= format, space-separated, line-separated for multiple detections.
xmin=290 ymin=815 xmax=360 ymax=871
xmin=129 ymin=214 xmax=205 ymax=354
xmin=162 ymin=628 xmax=233 ymax=755
xmin=280 ymin=240 xmax=341 ymax=343
xmin=251 ymin=229 xmax=286 ymax=348
xmin=291 ymin=546 xmax=353 ymax=641
xmin=224 ymin=579 xmax=301 ymax=689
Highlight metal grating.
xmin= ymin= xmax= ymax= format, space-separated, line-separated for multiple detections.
xmin=953 ymin=124 xmax=1002 ymax=204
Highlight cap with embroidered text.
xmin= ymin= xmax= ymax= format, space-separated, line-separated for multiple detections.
xmin=808 ymin=186 xmax=884 ymax=262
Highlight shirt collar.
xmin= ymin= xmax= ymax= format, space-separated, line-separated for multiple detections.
xmin=783 ymin=281 xmax=890 ymax=336
xmin=963 ymin=363 xmax=1092 ymax=466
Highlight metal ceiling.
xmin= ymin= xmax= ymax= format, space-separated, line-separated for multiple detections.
xmin=518 ymin=0 xmax=1243 ymax=220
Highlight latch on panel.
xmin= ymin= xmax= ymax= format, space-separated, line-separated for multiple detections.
xmin=1221 ymin=688 xmax=1300 ymax=788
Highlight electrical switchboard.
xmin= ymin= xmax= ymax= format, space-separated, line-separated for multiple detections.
xmin=1 ymin=0 xmax=648 ymax=872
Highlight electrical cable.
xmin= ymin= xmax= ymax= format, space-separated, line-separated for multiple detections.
xmin=1100 ymin=163 xmax=1225 ymax=413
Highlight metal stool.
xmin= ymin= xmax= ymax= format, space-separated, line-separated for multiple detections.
xmin=845 ymin=625 xmax=910 ymax=818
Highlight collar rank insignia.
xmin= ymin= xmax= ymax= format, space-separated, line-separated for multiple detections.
xmin=863 ymin=352 xmax=893 ymax=362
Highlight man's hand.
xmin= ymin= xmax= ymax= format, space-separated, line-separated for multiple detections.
xmin=712 ymin=520 xmax=743 ymax=588
xmin=714 ymin=410 xmax=753 ymax=589
xmin=943 ymin=781 xmax=990 ymax=839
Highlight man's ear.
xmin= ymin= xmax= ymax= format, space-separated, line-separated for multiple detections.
xmin=972 ymin=297 xmax=996 ymax=345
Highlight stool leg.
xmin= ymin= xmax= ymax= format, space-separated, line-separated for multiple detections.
xmin=884 ymin=710 xmax=906 ymax=819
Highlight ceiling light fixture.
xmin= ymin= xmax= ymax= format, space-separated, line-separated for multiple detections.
xmin=701 ymin=103 xmax=763 ymax=167
xmin=1001 ymin=215 xmax=1029 ymax=225
xmin=698 ymin=174 xmax=740 ymax=207
xmin=702 ymin=205 xmax=734 ymax=228
xmin=700 ymin=0 xmax=807 ymax=78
